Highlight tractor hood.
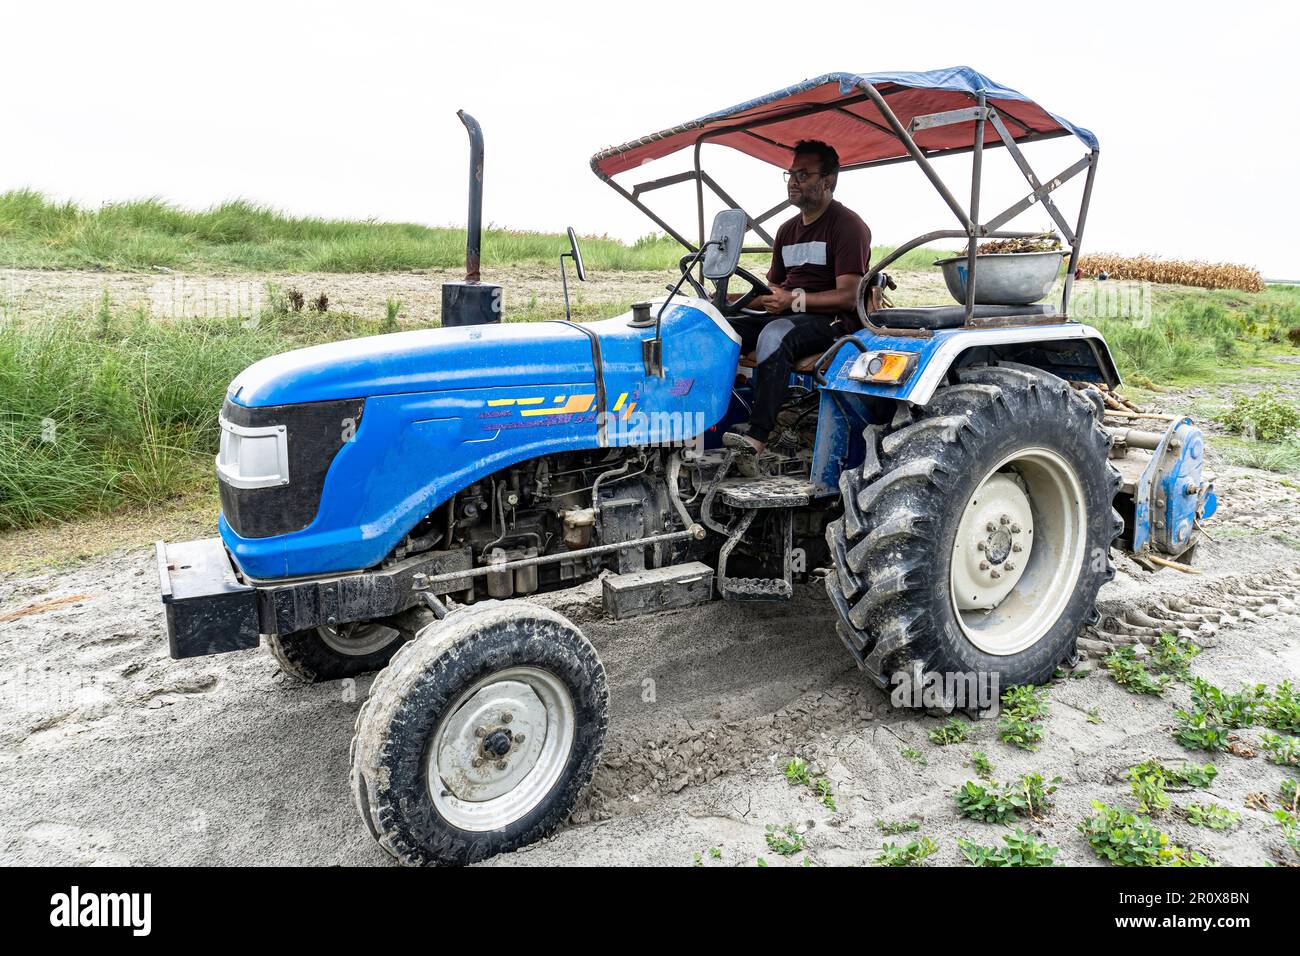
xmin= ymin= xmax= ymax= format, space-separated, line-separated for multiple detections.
xmin=229 ymin=318 xmax=609 ymax=407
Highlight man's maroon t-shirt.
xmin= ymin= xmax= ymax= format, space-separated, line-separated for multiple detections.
xmin=766 ymin=199 xmax=872 ymax=326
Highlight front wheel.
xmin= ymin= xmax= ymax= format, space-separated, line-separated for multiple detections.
xmin=266 ymin=621 xmax=407 ymax=683
xmin=826 ymin=363 xmax=1123 ymax=695
xmin=350 ymin=601 xmax=608 ymax=866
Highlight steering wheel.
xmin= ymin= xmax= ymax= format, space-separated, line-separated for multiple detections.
xmin=723 ymin=265 xmax=772 ymax=317
xmin=675 ymin=256 xmax=771 ymax=317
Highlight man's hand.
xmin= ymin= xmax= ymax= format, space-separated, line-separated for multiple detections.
xmin=761 ymin=286 xmax=795 ymax=314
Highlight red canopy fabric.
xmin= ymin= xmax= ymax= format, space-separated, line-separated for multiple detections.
xmin=591 ymin=68 xmax=1096 ymax=179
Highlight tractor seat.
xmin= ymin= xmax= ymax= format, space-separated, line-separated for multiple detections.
xmin=738 ymin=353 xmax=823 ymax=373
xmin=867 ymin=303 xmax=1056 ymax=330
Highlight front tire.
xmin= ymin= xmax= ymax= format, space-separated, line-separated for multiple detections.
xmin=350 ymin=601 xmax=608 ymax=866
xmin=826 ymin=363 xmax=1123 ymax=694
xmin=267 ymin=621 xmax=407 ymax=683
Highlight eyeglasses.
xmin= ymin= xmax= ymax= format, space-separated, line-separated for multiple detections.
xmin=782 ymin=169 xmax=823 ymax=184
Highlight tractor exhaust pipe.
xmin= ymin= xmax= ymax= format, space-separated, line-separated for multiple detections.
xmin=458 ymin=109 xmax=483 ymax=282
xmin=440 ymin=109 xmax=502 ymax=327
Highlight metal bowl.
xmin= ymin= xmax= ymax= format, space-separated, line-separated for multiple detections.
xmin=934 ymin=250 xmax=1065 ymax=306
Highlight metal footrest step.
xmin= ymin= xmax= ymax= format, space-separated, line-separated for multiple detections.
xmin=717 ymin=476 xmax=815 ymax=509
xmin=719 ymin=576 xmax=794 ymax=601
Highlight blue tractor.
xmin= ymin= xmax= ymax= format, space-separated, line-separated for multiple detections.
xmin=157 ymin=69 xmax=1216 ymax=865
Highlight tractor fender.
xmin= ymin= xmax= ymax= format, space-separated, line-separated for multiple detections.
xmin=809 ymin=323 xmax=1120 ymax=495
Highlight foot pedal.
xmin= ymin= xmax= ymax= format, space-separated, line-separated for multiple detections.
xmin=602 ymin=561 xmax=715 ymax=621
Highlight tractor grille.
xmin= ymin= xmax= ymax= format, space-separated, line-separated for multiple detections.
xmin=218 ymin=396 xmax=365 ymax=539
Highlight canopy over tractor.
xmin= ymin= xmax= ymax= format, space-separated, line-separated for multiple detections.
xmin=592 ymin=66 xmax=1100 ymax=325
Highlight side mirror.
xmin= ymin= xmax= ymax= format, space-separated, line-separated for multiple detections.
xmin=566 ymin=226 xmax=586 ymax=282
xmin=701 ymin=209 xmax=746 ymax=280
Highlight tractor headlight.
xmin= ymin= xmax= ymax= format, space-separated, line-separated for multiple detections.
xmin=216 ymin=415 xmax=290 ymax=489
xmin=847 ymin=350 xmax=917 ymax=385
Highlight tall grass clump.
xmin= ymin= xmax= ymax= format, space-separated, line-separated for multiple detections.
xmin=1095 ymin=287 xmax=1300 ymax=384
xmin=0 ymin=301 xmax=386 ymax=529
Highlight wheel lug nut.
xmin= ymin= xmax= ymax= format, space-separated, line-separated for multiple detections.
xmin=1011 ymin=524 xmax=1022 ymax=533
xmin=1004 ymin=561 xmax=1015 ymax=571
xmin=502 ymin=713 xmax=513 ymax=724
xmin=474 ymin=727 xmax=487 ymax=738
xmin=514 ymin=733 xmax=526 ymax=745
xmin=990 ymin=570 xmax=1001 ymax=578
xmin=979 ymin=560 xmax=990 ymax=570
xmin=976 ymin=541 xmax=986 ymax=551
xmin=1012 ymin=543 xmax=1023 ymax=552
xmin=472 ymin=757 xmax=485 ymax=768
xmin=986 ymin=522 xmax=996 ymax=532
xmin=496 ymin=760 xmax=508 ymax=771
xmin=999 ymin=514 xmax=1010 ymax=525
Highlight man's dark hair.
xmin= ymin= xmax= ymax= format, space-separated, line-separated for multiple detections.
xmin=792 ymin=139 xmax=840 ymax=179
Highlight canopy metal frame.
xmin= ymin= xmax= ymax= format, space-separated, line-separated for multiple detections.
xmin=591 ymin=78 xmax=1099 ymax=327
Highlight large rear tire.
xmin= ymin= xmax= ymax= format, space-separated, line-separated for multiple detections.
xmin=826 ymin=363 xmax=1122 ymax=695
xmin=350 ymin=601 xmax=608 ymax=866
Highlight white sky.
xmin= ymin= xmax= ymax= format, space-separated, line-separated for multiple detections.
xmin=2 ymin=0 xmax=1297 ymax=277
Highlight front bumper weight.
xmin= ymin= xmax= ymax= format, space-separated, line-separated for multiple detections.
xmin=157 ymin=538 xmax=259 ymax=660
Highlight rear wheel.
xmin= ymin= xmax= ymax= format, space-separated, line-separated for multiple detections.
xmin=826 ymin=363 xmax=1122 ymax=696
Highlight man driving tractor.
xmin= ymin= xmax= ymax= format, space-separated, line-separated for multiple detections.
xmin=725 ymin=139 xmax=873 ymax=460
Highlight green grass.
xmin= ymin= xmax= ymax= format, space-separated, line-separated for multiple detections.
xmin=1095 ymin=284 xmax=1300 ymax=385
xmin=0 ymin=189 xmax=942 ymax=275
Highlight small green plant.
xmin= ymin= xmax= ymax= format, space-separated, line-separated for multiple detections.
xmin=382 ymin=297 xmax=402 ymax=333
xmin=783 ymin=757 xmax=837 ymax=810
xmin=971 ymin=751 xmax=995 ymax=780
xmin=997 ymin=714 xmax=1044 ymax=751
xmin=955 ymin=773 xmax=1059 ymax=823
xmin=96 ymin=288 xmax=112 ymax=338
xmin=928 ymin=717 xmax=970 ymax=746
xmin=1217 ymin=392 xmax=1300 ymax=443
xmin=709 ymin=847 xmax=722 ymax=860
xmin=900 ymin=745 xmax=927 ymax=765
xmin=783 ymin=757 xmax=812 ymax=787
xmin=764 ymin=824 xmax=805 ymax=856
xmin=996 ymin=684 xmax=1050 ymax=751
xmin=1078 ymin=802 xmax=1212 ymax=867
xmin=875 ymin=819 xmax=921 ymax=835
xmin=692 ymin=851 xmax=702 ymax=866
xmin=1150 ymin=633 xmax=1201 ymax=677
xmin=1173 ymin=708 xmax=1231 ymax=752
xmin=876 ymin=837 xmax=939 ymax=867
xmin=1128 ymin=758 xmax=1218 ymax=790
xmin=1085 ymin=706 xmax=1103 ymax=725
xmin=1182 ymin=803 xmax=1240 ymax=830
xmin=1273 ymin=808 xmax=1300 ymax=858
xmin=957 ymin=828 xmax=1059 ymax=867
xmin=1001 ymin=685 xmax=1049 ymax=720
xmin=1190 ymin=678 xmax=1265 ymax=729
xmin=1259 ymin=732 xmax=1300 ymax=767
xmin=1129 ymin=766 xmax=1170 ymax=815
xmin=815 ymin=778 xmax=838 ymax=812
xmin=1261 ymin=680 xmax=1300 ymax=733
xmin=1103 ymin=647 xmax=1169 ymax=695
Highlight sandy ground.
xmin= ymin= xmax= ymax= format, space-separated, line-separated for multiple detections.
xmin=0 ymin=266 xmax=1296 ymax=867
xmin=1 ymin=402 xmax=1298 ymax=868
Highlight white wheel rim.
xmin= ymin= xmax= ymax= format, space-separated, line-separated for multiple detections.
xmin=317 ymin=621 xmax=401 ymax=657
xmin=949 ymin=448 xmax=1087 ymax=656
xmin=428 ymin=666 xmax=575 ymax=832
